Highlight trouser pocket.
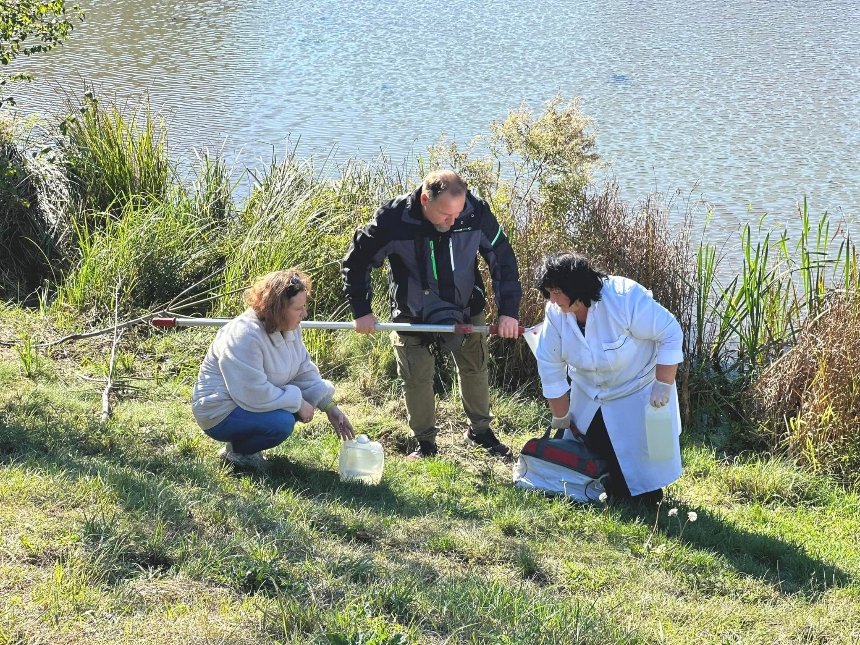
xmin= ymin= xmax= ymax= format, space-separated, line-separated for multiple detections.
xmin=391 ymin=330 xmax=436 ymax=438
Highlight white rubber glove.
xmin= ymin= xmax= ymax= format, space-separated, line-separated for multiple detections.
xmin=550 ymin=415 xmax=571 ymax=430
xmin=650 ymin=380 xmax=673 ymax=407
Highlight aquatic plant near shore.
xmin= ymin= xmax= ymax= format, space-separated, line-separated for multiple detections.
xmin=3 ymin=90 xmax=859 ymax=482
xmin=59 ymin=92 xmax=172 ymax=222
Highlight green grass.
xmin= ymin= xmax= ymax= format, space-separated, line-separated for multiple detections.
xmin=60 ymin=91 xmax=172 ymax=220
xmin=7 ymin=91 xmax=860 ymax=480
xmin=0 ymin=311 xmax=858 ymax=644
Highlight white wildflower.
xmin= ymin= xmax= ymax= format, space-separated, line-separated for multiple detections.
xmin=687 ymin=511 xmax=698 ymax=522
xmin=599 ymin=492 xmax=608 ymax=503
xmin=667 ymin=508 xmax=678 ymax=517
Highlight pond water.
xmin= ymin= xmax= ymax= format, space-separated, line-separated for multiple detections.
xmin=10 ymin=0 xmax=860 ymax=238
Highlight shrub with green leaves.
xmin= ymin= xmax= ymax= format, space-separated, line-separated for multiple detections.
xmin=0 ymin=0 xmax=83 ymax=106
xmin=426 ymin=96 xmax=601 ymax=388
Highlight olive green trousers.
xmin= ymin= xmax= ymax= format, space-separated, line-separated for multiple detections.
xmin=390 ymin=313 xmax=491 ymax=442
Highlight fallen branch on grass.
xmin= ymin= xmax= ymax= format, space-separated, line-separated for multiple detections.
xmin=77 ymin=374 xmax=143 ymax=390
xmin=101 ymin=281 xmax=124 ymax=423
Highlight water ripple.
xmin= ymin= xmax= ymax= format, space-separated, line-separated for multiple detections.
xmin=9 ymin=0 xmax=860 ymax=233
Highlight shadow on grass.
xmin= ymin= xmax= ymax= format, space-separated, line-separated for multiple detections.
xmin=612 ymin=502 xmax=854 ymax=599
xmin=0 ymin=389 xmax=486 ymax=532
xmin=2 ymin=390 xmax=852 ymax=600
xmin=256 ymin=454 xmax=453 ymax=519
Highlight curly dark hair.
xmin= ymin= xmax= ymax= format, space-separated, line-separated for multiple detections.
xmin=535 ymin=253 xmax=607 ymax=307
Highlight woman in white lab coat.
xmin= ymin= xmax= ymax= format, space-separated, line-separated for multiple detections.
xmin=533 ymin=253 xmax=683 ymax=504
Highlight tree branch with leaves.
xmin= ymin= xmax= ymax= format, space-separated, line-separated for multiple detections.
xmin=1 ymin=0 xmax=84 ymax=106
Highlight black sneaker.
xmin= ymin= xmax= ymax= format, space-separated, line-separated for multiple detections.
xmin=464 ymin=428 xmax=512 ymax=459
xmin=406 ymin=440 xmax=438 ymax=460
xmin=631 ymin=488 xmax=664 ymax=507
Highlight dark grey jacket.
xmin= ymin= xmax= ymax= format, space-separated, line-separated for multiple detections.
xmin=342 ymin=188 xmax=522 ymax=322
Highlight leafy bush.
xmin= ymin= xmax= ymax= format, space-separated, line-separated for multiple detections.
xmin=427 ymin=96 xmax=601 ymax=389
xmin=0 ymin=0 xmax=83 ymax=106
xmin=0 ymin=117 xmax=71 ymax=299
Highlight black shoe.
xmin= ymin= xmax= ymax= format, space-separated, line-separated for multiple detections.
xmin=631 ymin=488 xmax=664 ymax=507
xmin=602 ymin=474 xmax=624 ymax=499
xmin=464 ymin=428 xmax=512 ymax=459
xmin=406 ymin=440 xmax=438 ymax=460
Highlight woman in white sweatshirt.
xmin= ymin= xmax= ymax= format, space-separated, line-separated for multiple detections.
xmin=192 ymin=269 xmax=355 ymax=467
xmin=533 ymin=253 xmax=683 ymax=505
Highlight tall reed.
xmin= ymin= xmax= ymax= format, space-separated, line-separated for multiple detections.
xmin=57 ymin=198 xmax=224 ymax=314
xmin=693 ymin=203 xmax=859 ymax=476
xmin=749 ymin=293 xmax=860 ymax=484
xmin=59 ymin=92 xmax=172 ymax=222
xmin=216 ymin=154 xmax=388 ymax=315
xmin=702 ymin=205 xmax=856 ymax=383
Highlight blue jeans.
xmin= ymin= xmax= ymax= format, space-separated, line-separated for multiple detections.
xmin=204 ymin=406 xmax=296 ymax=455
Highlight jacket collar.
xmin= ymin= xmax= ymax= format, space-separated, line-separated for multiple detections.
xmin=404 ymin=187 xmax=424 ymax=223
xmin=269 ymin=327 xmax=300 ymax=347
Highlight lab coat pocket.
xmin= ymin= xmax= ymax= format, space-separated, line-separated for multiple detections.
xmin=601 ymin=334 xmax=636 ymax=372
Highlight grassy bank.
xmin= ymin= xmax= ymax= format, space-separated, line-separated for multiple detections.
xmin=3 ymin=92 xmax=859 ymax=483
xmin=1 ymin=91 xmax=860 ymax=641
xmin=0 ymin=310 xmax=858 ymax=643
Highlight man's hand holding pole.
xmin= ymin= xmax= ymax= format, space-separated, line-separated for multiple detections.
xmin=353 ymin=313 xmax=378 ymax=334
xmin=496 ymin=315 xmax=520 ymax=339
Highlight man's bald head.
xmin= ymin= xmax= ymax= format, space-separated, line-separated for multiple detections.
xmin=421 ymin=170 xmax=467 ymax=203
xmin=420 ymin=171 xmax=467 ymax=232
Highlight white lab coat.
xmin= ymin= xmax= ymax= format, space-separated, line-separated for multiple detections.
xmin=535 ymin=276 xmax=684 ymax=495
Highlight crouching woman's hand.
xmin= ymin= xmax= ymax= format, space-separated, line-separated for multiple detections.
xmin=297 ymin=400 xmax=315 ymax=423
xmin=326 ymin=406 xmax=355 ymax=440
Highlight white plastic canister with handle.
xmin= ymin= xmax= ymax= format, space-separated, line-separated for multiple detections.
xmin=338 ymin=434 xmax=384 ymax=484
xmin=644 ymin=402 xmax=674 ymax=462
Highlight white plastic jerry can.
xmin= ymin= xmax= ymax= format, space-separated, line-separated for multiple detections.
xmin=338 ymin=434 xmax=384 ymax=485
xmin=644 ymin=402 xmax=675 ymax=462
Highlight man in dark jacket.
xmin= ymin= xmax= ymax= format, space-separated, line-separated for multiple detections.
xmin=342 ymin=170 xmax=522 ymax=459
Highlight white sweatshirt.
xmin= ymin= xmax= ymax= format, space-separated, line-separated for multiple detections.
xmin=191 ymin=309 xmax=335 ymax=430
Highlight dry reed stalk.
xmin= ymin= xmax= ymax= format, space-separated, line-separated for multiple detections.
xmin=101 ymin=280 xmax=124 ymax=423
xmin=749 ymin=292 xmax=860 ymax=482
xmin=568 ymin=180 xmax=695 ymax=419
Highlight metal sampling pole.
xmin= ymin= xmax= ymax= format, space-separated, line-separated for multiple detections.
xmin=150 ymin=317 xmax=526 ymax=336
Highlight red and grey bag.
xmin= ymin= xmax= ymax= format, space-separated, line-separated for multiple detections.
xmin=513 ymin=429 xmax=609 ymax=503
